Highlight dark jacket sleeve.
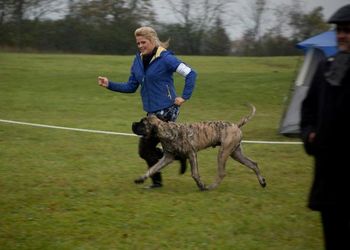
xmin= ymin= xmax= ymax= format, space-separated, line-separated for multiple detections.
xmin=300 ymin=61 xmax=323 ymax=155
xmin=107 ymin=60 xmax=140 ymax=93
xmin=107 ymin=72 xmax=139 ymax=93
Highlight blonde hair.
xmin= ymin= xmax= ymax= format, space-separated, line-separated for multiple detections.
xmin=134 ymin=26 xmax=169 ymax=48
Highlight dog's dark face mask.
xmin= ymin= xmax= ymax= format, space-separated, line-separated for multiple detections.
xmin=132 ymin=117 xmax=156 ymax=138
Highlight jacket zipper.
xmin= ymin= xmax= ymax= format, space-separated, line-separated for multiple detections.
xmin=166 ymin=85 xmax=172 ymax=99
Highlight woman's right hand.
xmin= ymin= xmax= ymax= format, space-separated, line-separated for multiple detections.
xmin=98 ymin=76 xmax=109 ymax=88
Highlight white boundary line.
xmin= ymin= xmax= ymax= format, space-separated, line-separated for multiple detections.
xmin=0 ymin=119 xmax=302 ymax=145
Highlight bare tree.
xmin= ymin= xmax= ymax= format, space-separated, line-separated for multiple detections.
xmin=288 ymin=4 xmax=329 ymax=41
xmin=164 ymin=0 xmax=231 ymax=28
xmin=239 ymin=0 xmax=267 ymax=41
xmin=154 ymin=0 xmax=235 ymax=54
xmin=252 ymin=0 xmax=266 ymax=41
xmin=161 ymin=0 xmax=236 ymax=30
xmin=268 ymin=2 xmax=293 ymax=37
xmin=69 ymin=0 xmax=154 ymax=26
xmin=0 ymin=0 xmax=63 ymax=48
xmin=0 ymin=0 xmax=64 ymax=22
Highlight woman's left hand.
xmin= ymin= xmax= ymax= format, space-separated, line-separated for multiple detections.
xmin=174 ymin=97 xmax=186 ymax=106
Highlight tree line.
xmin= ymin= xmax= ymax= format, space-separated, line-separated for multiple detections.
xmin=0 ymin=0 xmax=330 ymax=56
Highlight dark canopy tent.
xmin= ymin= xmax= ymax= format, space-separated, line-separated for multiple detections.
xmin=279 ymin=30 xmax=338 ymax=137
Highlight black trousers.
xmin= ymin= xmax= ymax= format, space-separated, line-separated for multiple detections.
xmin=138 ymin=136 xmax=163 ymax=185
xmin=138 ymin=105 xmax=181 ymax=185
xmin=320 ymin=207 xmax=350 ymax=250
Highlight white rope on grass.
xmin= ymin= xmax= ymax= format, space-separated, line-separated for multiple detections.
xmin=0 ymin=119 xmax=138 ymax=137
xmin=243 ymin=140 xmax=302 ymax=145
xmin=0 ymin=118 xmax=302 ymax=145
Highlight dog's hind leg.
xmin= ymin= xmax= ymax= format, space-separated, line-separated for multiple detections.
xmin=188 ymin=152 xmax=207 ymax=191
xmin=134 ymin=153 xmax=174 ymax=184
xmin=231 ymin=145 xmax=266 ymax=188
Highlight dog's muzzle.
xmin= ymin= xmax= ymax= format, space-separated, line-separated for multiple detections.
xmin=132 ymin=122 xmax=146 ymax=136
xmin=132 ymin=122 xmax=139 ymax=135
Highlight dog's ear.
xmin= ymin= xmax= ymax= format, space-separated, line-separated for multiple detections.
xmin=148 ymin=115 xmax=161 ymax=125
xmin=140 ymin=117 xmax=148 ymax=123
xmin=151 ymin=123 xmax=159 ymax=136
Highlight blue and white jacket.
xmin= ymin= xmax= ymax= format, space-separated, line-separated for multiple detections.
xmin=107 ymin=47 xmax=197 ymax=113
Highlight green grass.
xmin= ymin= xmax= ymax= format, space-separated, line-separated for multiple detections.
xmin=0 ymin=52 xmax=322 ymax=249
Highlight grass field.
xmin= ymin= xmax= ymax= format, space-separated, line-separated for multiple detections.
xmin=0 ymin=52 xmax=322 ymax=249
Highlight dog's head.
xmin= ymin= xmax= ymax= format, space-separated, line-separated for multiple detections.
xmin=132 ymin=115 xmax=162 ymax=138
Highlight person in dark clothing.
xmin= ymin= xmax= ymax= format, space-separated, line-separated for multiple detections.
xmin=98 ymin=27 xmax=197 ymax=188
xmin=300 ymin=4 xmax=350 ymax=250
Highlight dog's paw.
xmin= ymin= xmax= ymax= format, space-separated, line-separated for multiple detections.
xmin=134 ymin=177 xmax=145 ymax=184
xmin=260 ymin=177 xmax=267 ymax=188
xmin=206 ymin=183 xmax=218 ymax=190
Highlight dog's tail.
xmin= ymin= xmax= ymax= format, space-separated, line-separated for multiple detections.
xmin=237 ymin=104 xmax=256 ymax=128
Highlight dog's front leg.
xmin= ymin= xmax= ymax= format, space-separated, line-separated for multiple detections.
xmin=134 ymin=153 xmax=175 ymax=184
xmin=188 ymin=152 xmax=208 ymax=191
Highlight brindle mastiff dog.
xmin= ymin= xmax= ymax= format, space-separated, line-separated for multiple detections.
xmin=132 ymin=105 xmax=266 ymax=191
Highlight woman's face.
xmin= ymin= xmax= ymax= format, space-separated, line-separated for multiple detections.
xmin=136 ymin=36 xmax=155 ymax=55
